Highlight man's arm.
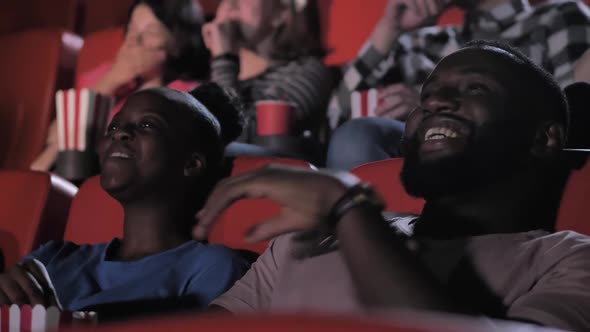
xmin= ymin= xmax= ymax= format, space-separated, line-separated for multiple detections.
xmin=328 ymin=0 xmax=451 ymax=128
xmin=208 ymin=236 xmax=287 ymax=313
xmin=335 ymin=206 xmax=459 ymax=311
xmin=194 ymin=166 xmax=459 ymax=312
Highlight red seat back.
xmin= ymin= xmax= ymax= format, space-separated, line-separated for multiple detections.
xmin=557 ymin=161 xmax=590 ymax=235
xmin=0 ymin=0 xmax=78 ymax=35
xmin=79 ymin=0 xmax=134 ymax=36
xmin=0 ymin=29 xmax=82 ymax=169
xmin=351 ymin=159 xmax=424 ymax=215
xmin=208 ymin=157 xmax=314 ymax=254
xmin=64 ymin=176 xmax=124 ymax=244
xmin=0 ymin=171 xmax=77 ymax=266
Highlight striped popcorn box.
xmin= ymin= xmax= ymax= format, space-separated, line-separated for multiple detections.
xmin=55 ymin=89 xmax=113 ymax=152
xmin=54 ymin=89 xmax=113 ymax=181
xmin=0 ymin=305 xmax=95 ymax=332
xmin=351 ymin=89 xmax=379 ymax=118
xmin=0 ymin=304 xmax=72 ymax=332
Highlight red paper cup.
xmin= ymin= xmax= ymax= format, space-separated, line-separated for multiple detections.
xmin=255 ymin=100 xmax=296 ymax=136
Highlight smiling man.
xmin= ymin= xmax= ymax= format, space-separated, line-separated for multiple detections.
xmin=199 ymin=42 xmax=590 ymax=330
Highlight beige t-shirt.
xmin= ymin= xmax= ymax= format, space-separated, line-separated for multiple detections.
xmin=212 ymin=217 xmax=590 ymax=331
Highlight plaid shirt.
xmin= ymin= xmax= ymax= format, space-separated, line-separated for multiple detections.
xmin=328 ymin=0 xmax=590 ymax=128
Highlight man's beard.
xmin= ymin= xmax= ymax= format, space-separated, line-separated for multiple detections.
xmin=400 ymin=121 xmax=532 ymax=199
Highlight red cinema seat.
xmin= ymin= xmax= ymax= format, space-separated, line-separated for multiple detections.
xmin=0 ymin=29 xmax=82 ymax=169
xmin=351 ymin=159 xmax=424 ymax=215
xmin=208 ymin=157 xmax=315 ymax=254
xmin=64 ymin=157 xmax=313 ymax=252
xmin=0 ymin=0 xmax=79 ymax=35
xmin=78 ymin=0 xmax=134 ymax=36
xmin=64 ymin=175 xmax=123 ymax=244
xmin=557 ymin=160 xmax=590 ymax=235
xmin=0 ymin=170 xmax=77 ymax=267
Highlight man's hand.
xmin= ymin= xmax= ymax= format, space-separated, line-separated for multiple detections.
xmin=111 ymin=40 xmax=166 ymax=83
xmin=371 ymin=0 xmax=450 ymax=53
xmin=0 ymin=263 xmax=47 ymax=306
xmin=94 ymin=40 xmax=166 ymax=95
xmin=376 ymin=84 xmax=420 ymax=121
xmin=202 ymin=0 xmax=241 ymax=57
xmin=194 ymin=165 xmax=359 ymax=243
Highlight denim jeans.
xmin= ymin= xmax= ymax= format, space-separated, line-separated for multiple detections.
xmin=326 ymin=117 xmax=405 ymax=170
xmin=225 ymin=142 xmax=276 ymax=158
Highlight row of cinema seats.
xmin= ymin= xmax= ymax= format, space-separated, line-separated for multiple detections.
xmin=0 ymin=0 xmax=466 ymax=169
xmin=1 ymin=155 xmax=589 ymax=269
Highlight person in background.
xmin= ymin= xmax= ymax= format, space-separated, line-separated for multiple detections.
xmin=198 ymin=42 xmax=590 ymax=331
xmin=202 ymin=0 xmax=333 ymax=143
xmin=0 ymin=84 xmax=247 ymax=313
xmin=326 ymin=0 xmax=590 ymax=170
xmin=31 ymin=0 xmax=210 ymax=172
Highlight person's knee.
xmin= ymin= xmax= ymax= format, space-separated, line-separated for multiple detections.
xmin=330 ymin=118 xmax=384 ymax=148
xmin=330 ymin=118 xmax=405 ymax=150
xmin=327 ymin=118 xmax=405 ymax=170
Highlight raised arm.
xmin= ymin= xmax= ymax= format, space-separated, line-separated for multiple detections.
xmin=328 ymin=0 xmax=450 ymax=127
xmin=194 ymin=166 xmax=457 ymax=312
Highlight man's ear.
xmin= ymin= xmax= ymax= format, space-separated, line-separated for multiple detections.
xmin=531 ymin=122 xmax=565 ymax=157
xmin=184 ymin=153 xmax=206 ymax=177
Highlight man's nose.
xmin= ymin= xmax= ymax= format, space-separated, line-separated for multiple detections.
xmin=422 ymin=89 xmax=460 ymax=114
xmin=112 ymin=125 xmax=135 ymax=141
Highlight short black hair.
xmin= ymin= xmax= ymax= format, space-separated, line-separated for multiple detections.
xmin=127 ymin=0 xmax=210 ymax=83
xmin=138 ymin=84 xmax=244 ymax=209
xmin=463 ymin=40 xmax=569 ymax=136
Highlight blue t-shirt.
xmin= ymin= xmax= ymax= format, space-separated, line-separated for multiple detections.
xmin=26 ymin=240 xmax=248 ymax=311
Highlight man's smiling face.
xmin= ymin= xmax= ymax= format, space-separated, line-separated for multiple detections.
xmin=401 ymin=46 xmax=538 ymax=198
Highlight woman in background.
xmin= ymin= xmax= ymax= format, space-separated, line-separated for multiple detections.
xmin=31 ymin=0 xmax=210 ymax=171
xmin=202 ymin=0 xmax=333 ymax=142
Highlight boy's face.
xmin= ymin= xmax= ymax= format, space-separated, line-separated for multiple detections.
xmin=401 ymin=47 xmax=536 ymax=198
xmin=98 ymin=92 xmax=190 ymax=202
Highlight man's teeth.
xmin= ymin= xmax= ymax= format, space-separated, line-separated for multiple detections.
xmin=111 ymin=152 xmax=131 ymax=158
xmin=424 ymin=127 xmax=459 ymax=141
